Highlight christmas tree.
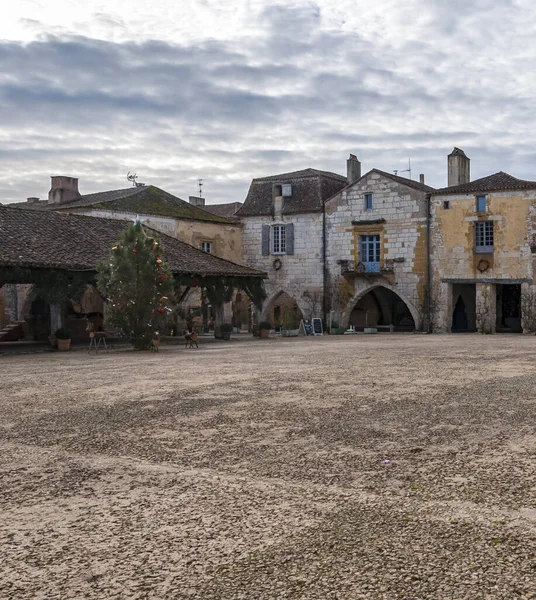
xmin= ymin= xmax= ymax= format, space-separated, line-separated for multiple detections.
xmin=97 ymin=221 xmax=174 ymax=350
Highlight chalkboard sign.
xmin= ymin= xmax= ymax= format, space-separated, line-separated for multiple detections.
xmin=312 ymin=317 xmax=323 ymax=336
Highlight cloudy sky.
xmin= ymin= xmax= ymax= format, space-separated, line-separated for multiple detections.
xmin=2 ymin=0 xmax=536 ymax=205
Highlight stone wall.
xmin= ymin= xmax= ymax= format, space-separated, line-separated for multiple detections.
xmin=430 ymin=190 xmax=536 ymax=332
xmin=325 ymin=171 xmax=428 ymax=328
xmin=241 ymin=212 xmax=324 ymax=319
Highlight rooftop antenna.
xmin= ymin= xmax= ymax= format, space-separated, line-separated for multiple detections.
xmin=127 ymin=172 xmax=145 ymax=187
xmin=198 ymin=178 xmax=204 ymax=198
xmin=395 ymin=158 xmax=412 ymax=180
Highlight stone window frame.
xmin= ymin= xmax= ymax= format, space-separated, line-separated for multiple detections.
xmin=443 ymin=200 xmax=450 ymax=210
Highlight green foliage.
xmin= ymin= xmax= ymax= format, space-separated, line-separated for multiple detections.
xmin=97 ymin=222 xmax=174 ymax=350
xmin=54 ymin=327 xmax=72 ymax=339
xmin=221 ymin=323 xmax=233 ymax=333
xmin=259 ymin=321 xmax=272 ymax=330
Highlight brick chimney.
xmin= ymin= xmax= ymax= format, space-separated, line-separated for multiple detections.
xmin=448 ymin=148 xmax=470 ymax=187
xmin=347 ymin=154 xmax=361 ymax=185
xmin=27 ymin=197 xmax=40 ymax=204
xmin=189 ymin=196 xmax=205 ymax=207
xmin=48 ymin=176 xmax=81 ymax=205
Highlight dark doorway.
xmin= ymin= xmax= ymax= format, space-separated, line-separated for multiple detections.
xmin=496 ymin=284 xmax=522 ymax=333
xmin=451 ymin=284 xmax=476 ymax=332
xmin=349 ymin=286 xmax=415 ymax=331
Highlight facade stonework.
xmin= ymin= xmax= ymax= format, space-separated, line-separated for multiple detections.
xmin=430 ymin=189 xmax=536 ymax=333
xmin=326 ymin=170 xmax=430 ymax=329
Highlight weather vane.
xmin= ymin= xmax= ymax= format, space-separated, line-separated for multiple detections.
xmin=198 ymin=178 xmax=204 ymax=198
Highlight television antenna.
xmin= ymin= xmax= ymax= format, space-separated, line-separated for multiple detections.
xmin=198 ymin=178 xmax=204 ymax=198
xmin=127 ymin=172 xmax=145 ymax=187
xmin=394 ymin=158 xmax=411 ymax=180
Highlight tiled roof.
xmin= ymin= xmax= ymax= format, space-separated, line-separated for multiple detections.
xmin=8 ymin=186 xmax=233 ymax=224
xmin=0 ymin=206 xmax=265 ymax=278
xmin=237 ymin=168 xmax=347 ymax=216
xmin=202 ymin=202 xmax=243 ymax=219
xmin=433 ymin=171 xmax=536 ymax=195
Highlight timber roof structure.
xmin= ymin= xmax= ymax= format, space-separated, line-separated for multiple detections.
xmin=433 ymin=171 xmax=536 ymax=196
xmin=8 ymin=186 xmax=233 ymax=224
xmin=237 ymin=168 xmax=347 ymax=216
xmin=0 ymin=206 xmax=264 ymax=278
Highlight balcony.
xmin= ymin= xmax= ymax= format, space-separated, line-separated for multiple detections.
xmin=338 ymin=260 xmax=395 ymax=277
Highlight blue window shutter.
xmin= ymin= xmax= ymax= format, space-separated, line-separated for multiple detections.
xmin=285 ymin=223 xmax=294 ymax=254
xmin=262 ymin=224 xmax=270 ymax=255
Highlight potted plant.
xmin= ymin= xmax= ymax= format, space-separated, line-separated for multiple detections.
xmin=55 ymin=327 xmax=72 ymax=351
xmin=220 ymin=323 xmax=233 ymax=341
xmin=259 ymin=321 xmax=272 ymax=339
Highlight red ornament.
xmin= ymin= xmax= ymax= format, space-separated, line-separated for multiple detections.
xmin=156 ymin=307 xmax=166 ymax=314
xmin=161 ymin=274 xmax=167 ymax=280
xmin=132 ymin=249 xmax=137 ymax=254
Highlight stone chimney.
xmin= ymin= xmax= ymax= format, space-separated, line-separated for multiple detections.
xmin=447 ymin=148 xmax=470 ymax=187
xmin=189 ymin=196 xmax=205 ymax=207
xmin=419 ymin=174 xmax=425 ymax=185
xmin=347 ymin=154 xmax=361 ymax=185
xmin=48 ymin=176 xmax=81 ymax=205
xmin=27 ymin=197 xmax=40 ymax=204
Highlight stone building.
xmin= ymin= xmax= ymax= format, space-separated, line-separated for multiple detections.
xmin=4 ymin=177 xmax=245 ymax=331
xmin=236 ymin=168 xmax=347 ymax=326
xmin=325 ymin=158 xmax=433 ymax=330
xmin=430 ymin=149 xmax=536 ymax=333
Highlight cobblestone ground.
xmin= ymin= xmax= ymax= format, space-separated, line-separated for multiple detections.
xmin=1 ymin=334 xmax=535 ymax=600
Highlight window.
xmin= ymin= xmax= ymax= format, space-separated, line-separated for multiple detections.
xmin=364 ymin=193 xmax=373 ymax=211
xmin=443 ymin=200 xmax=450 ymax=210
xmin=201 ymin=241 xmax=212 ymax=254
xmin=272 ymin=224 xmax=286 ymax=254
xmin=282 ymin=184 xmax=292 ymax=197
xmin=475 ymin=221 xmax=494 ymax=253
xmin=360 ymin=234 xmax=381 ymax=272
xmin=476 ymin=195 xmax=487 ymax=212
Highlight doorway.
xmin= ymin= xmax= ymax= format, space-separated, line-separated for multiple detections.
xmin=451 ymin=284 xmax=476 ymax=332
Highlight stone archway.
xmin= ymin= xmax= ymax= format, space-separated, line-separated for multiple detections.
xmin=261 ymin=289 xmax=303 ymax=329
xmin=342 ymin=283 xmax=420 ymax=331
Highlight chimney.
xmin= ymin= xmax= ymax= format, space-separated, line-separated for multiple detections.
xmin=27 ymin=197 xmax=40 ymax=204
xmin=189 ymin=196 xmax=205 ymax=207
xmin=347 ymin=154 xmax=361 ymax=185
xmin=48 ymin=176 xmax=81 ymax=205
xmin=447 ymin=148 xmax=470 ymax=187
xmin=419 ymin=174 xmax=425 ymax=185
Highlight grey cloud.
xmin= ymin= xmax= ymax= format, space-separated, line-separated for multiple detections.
xmin=2 ymin=1 xmax=536 ymax=204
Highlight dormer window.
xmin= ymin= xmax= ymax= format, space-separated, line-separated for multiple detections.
xmin=282 ymin=184 xmax=292 ymax=197
xmin=273 ymin=184 xmax=282 ymax=197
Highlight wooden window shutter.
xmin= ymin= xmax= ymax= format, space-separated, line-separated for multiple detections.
xmin=285 ymin=223 xmax=294 ymax=255
xmin=262 ymin=224 xmax=270 ymax=255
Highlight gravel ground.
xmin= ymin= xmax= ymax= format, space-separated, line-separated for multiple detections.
xmin=0 ymin=334 xmax=535 ymax=599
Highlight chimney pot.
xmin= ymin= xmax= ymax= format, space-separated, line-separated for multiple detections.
xmin=48 ymin=176 xmax=81 ymax=205
xmin=419 ymin=174 xmax=425 ymax=185
xmin=447 ymin=147 xmax=470 ymax=187
xmin=347 ymin=154 xmax=361 ymax=185
xmin=189 ymin=196 xmax=205 ymax=207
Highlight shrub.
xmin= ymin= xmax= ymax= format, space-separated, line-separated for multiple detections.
xmin=259 ymin=321 xmax=272 ymax=330
xmin=221 ymin=323 xmax=234 ymax=333
xmin=55 ymin=327 xmax=72 ymax=339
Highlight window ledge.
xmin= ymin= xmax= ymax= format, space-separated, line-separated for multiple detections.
xmin=475 ymin=247 xmax=494 ymax=254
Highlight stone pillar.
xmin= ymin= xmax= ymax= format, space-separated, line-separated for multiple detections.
xmin=476 ymin=283 xmax=496 ymax=334
xmin=49 ymin=302 xmax=63 ymax=335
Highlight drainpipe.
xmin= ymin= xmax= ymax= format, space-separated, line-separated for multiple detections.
xmin=322 ymin=200 xmax=327 ymax=325
xmin=425 ymin=193 xmax=432 ymax=333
